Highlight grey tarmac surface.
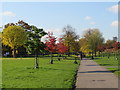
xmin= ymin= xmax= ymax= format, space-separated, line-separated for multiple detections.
xmin=75 ymin=58 xmax=119 ymax=90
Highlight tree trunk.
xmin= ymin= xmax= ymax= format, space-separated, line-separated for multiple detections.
xmin=89 ymin=52 xmax=91 ymax=57
xmin=102 ymin=52 xmax=104 ymax=57
xmin=94 ymin=50 xmax=97 ymax=57
xmin=35 ymin=50 xmax=39 ymax=69
xmin=58 ymin=53 xmax=60 ymax=61
xmin=61 ymin=54 xmax=63 ymax=59
xmin=91 ymin=52 xmax=94 ymax=59
xmin=50 ymin=52 xmax=53 ymax=64
xmin=99 ymin=51 xmax=100 ymax=57
xmin=35 ymin=57 xmax=39 ymax=69
xmin=13 ymin=48 xmax=16 ymax=58
xmin=80 ymin=52 xmax=82 ymax=60
xmin=68 ymin=43 xmax=70 ymax=57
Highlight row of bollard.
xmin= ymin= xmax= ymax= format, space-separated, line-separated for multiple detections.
xmin=35 ymin=53 xmax=83 ymax=69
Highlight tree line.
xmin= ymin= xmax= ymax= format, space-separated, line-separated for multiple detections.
xmin=1 ymin=20 xmax=120 ymax=59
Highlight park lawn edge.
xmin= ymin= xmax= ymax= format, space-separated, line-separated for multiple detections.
xmin=2 ymin=57 xmax=81 ymax=88
xmin=93 ymin=56 xmax=120 ymax=77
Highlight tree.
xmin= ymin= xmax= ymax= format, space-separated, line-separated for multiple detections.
xmin=16 ymin=21 xmax=47 ymax=55
xmin=5 ymin=20 xmax=31 ymax=30
xmin=3 ymin=21 xmax=31 ymax=56
xmin=105 ymin=40 xmax=115 ymax=49
xmin=79 ymin=38 xmax=92 ymax=53
xmin=45 ymin=32 xmax=57 ymax=64
xmin=62 ymin=25 xmax=79 ymax=56
xmin=72 ymin=41 xmax=80 ymax=54
xmin=97 ymin=44 xmax=106 ymax=57
xmin=97 ymin=44 xmax=105 ymax=52
xmin=57 ymin=38 xmax=68 ymax=58
xmin=2 ymin=25 xmax=27 ymax=58
xmin=4 ymin=20 xmax=47 ymax=56
xmin=0 ymin=32 xmax=1 ymax=40
xmin=0 ymin=32 xmax=2 ymax=56
xmin=25 ymin=26 xmax=47 ymax=55
xmin=112 ymin=42 xmax=120 ymax=59
xmin=84 ymin=28 xmax=104 ymax=59
xmin=1 ymin=32 xmax=12 ymax=57
xmin=4 ymin=21 xmax=47 ymax=68
xmin=112 ymin=41 xmax=120 ymax=51
xmin=26 ymin=25 xmax=47 ymax=68
xmin=79 ymin=38 xmax=92 ymax=59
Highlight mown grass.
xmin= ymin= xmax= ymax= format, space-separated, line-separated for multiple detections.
xmin=107 ymin=67 xmax=120 ymax=76
xmin=2 ymin=56 xmax=80 ymax=88
xmin=94 ymin=55 xmax=120 ymax=76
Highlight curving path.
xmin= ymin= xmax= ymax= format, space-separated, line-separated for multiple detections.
xmin=75 ymin=58 xmax=119 ymax=90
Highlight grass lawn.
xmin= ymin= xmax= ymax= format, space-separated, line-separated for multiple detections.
xmin=94 ymin=55 xmax=120 ymax=76
xmin=2 ymin=56 xmax=80 ymax=88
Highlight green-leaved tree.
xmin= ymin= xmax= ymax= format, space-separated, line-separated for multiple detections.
xmin=25 ymin=25 xmax=47 ymax=68
xmin=84 ymin=28 xmax=104 ymax=59
xmin=62 ymin=25 xmax=79 ymax=55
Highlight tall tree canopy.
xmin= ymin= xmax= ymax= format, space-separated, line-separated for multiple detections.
xmin=4 ymin=20 xmax=47 ymax=55
xmin=83 ymin=28 xmax=104 ymax=57
xmin=112 ymin=41 xmax=120 ymax=51
xmin=62 ymin=25 xmax=79 ymax=54
xmin=0 ymin=32 xmax=2 ymax=56
xmin=2 ymin=25 xmax=27 ymax=57
xmin=25 ymin=25 xmax=47 ymax=55
xmin=57 ymin=38 xmax=68 ymax=54
xmin=45 ymin=32 xmax=57 ymax=53
xmin=105 ymin=40 xmax=115 ymax=49
xmin=45 ymin=32 xmax=57 ymax=64
xmin=0 ymin=32 xmax=2 ymax=42
xmin=79 ymin=38 xmax=92 ymax=53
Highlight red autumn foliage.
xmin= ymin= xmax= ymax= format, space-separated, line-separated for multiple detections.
xmin=57 ymin=38 xmax=68 ymax=54
xmin=105 ymin=44 xmax=113 ymax=49
xmin=97 ymin=45 xmax=106 ymax=52
xmin=112 ymin=41 xmax=120 ymax=51
xmin=45 ymin=32 xmax=57 ymax=53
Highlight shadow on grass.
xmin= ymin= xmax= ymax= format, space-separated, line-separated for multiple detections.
xmin=107 ymin=68 xmax=119 ymax=73
xmin=99 ymin=64 xmax=112 ymax=66
xmin=79 ymin=70 xmax=112 ymax=73
xmin=26 ymin=67 xmax=71 ymax=71
xmin=86 ymin=65 xmax=99 ymax=66
xmin=109 ymin=70 xmax=118 ymax=73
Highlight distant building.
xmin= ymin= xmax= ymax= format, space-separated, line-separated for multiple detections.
xmin=113 ymin=37 xmax=117 ymax=41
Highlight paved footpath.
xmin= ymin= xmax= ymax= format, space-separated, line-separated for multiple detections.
xmin=75 ymin=58 xmax=119 ymax=89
